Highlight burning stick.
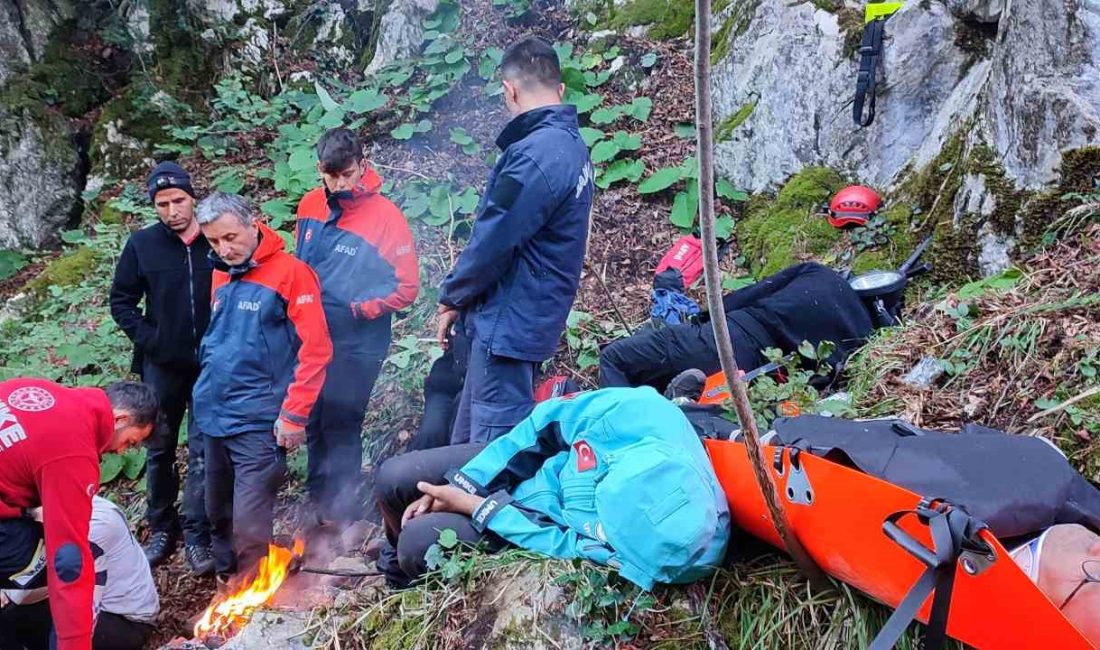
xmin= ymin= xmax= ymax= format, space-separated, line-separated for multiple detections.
xmin=193 ymin=539 xmax=305 ymax=642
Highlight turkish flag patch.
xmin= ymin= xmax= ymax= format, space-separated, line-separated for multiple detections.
xmin=574 ymin=441 xmax=597 ymax=472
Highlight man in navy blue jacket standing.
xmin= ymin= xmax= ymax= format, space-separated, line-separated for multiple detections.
xmin=436 ymin=36 xmax=594 ymax=445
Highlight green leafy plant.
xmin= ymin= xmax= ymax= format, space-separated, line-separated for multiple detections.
xmin=850 ymin=214 xmax=898 ymax=253
xmin=589 ymin=131 xmax=642 ymax=164
xmin=449 ymin=127 xmax=481 ymax=155
xmin=391 ymin=119 xmax=433 ymax=140
xmin=743 ymin=341 xmax=845 ymax=429
xmin=595 ymin=159 xmax=645 ymax=189
xmin=589 ymin=97 xmax=653 ymax=125
xmin=565 ymin=310 xmax=627 ymax=370
xmin=0 ymin=250 xmax=28 ymax=282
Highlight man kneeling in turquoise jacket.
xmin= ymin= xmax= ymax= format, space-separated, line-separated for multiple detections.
xmin=373 ymin=387 xmax=730 ymax=589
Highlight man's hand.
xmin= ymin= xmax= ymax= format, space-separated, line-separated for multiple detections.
xmin=401 ymin=494 xmax=436 ymax=528
xmin=416 ymin=482 xmax=484 ymax=517
xmin=436 ymin=305 xmax=459 ymax=349
xmin=274 ymin=419 xmax=306 ymax=449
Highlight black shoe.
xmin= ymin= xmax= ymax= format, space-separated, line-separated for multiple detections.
xmin=143 ymin=531 xmax=178 ymax=567
xmin=186 ymin=544 xmax=216 ymax=576
xmin=664 ymin=368 xmax=707 ymax=401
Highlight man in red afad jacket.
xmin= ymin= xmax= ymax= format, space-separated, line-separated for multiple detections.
xmin=295 ymin=128 xmax=418 ymax=531
xmin=192 ymin=192 xmax=332 ymax=578
xmin=0 ymin=379 xmax=158 ymax=650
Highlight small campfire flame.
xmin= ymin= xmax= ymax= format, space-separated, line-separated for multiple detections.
xmin=193 ymin=538 xmax=304 ymax=641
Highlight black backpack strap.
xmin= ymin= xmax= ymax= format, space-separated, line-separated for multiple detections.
xmin=853 ymin=17 xmax=888 ymax=127
xmin=869 ymin=499 xmax=983 ymax=650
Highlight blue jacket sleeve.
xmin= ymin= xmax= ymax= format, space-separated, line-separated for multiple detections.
xmin=468 ymin=492 xmax=614 ymax=565
xmin=438 ymin=152 xmax=555 ymax=310
xmin=445 ymin=397 xmax=582 ymax=497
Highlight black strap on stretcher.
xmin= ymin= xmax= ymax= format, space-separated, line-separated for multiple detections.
xmin=853 ymin=17 xmax=888 ymax=127
xmin=869 ymin=498 xmax=989 ymax=650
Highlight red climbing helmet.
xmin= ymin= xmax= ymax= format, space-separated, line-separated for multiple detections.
xmin=828 ymin=185 xmax=881 ymax=228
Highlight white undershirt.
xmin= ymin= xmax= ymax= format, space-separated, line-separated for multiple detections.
xmin=1 ymin=496 xmax=160 ymax=624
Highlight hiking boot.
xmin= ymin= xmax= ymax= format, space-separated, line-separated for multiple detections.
xmin=664 ymin=368 xmax=707 ymax=402
xmin=185 ymin=544 xmax=216 ymax=577
xmin=143 ymin=531 xmax=177 ymax=567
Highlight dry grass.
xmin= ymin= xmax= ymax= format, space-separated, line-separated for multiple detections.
xmin=846 ymin=225 xmax=1100 ymax=479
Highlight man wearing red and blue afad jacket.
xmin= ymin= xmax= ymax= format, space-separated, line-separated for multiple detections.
xmin=0 ymin=379 xmax=158 ymax=650
xmin=436 ymin=37 xmax=594 ymax=445
xmin=191 ymin=193 xmax=332 ymax=577
xmin=295 ymin=129 xmax=419 ymax=527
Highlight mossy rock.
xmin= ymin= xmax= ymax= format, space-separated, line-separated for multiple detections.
xmin=89 ymin=85 xmax=179 ymax=177
xmin=147 ymin=0 xmax=222 ymax=97
xmin=737 ymin=167 xmax=847 ymax=276
xmin=25 ymin=246 xmax=101 ymax=295
xmin=716 ymin=101 xmax=755 ymax=142
xmin=609 ymin=0 xmax=695 ymax=39
xmin=711 ymin=0 xmax=761 ymax=64
xmin=1055 ymin=146 xmax=1100 ymax=194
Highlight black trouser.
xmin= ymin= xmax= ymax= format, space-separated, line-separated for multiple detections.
xmin=142 ymin=360 xmax=209 ymax=547
xmin=204 ymin=430 xmax=287 ymax=575
xmin=598 ymin=318 xmax=770 ymax=390
xmin=0 ymin=601 xmax=153 ymax=650
xmin=373 ymin=443 xmax=506 ymax=587
xmin=305 ymin=343 xmax=386 ymax=524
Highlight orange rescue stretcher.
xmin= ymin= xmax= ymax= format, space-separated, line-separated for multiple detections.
xmin=704 ymin=437 xmax=1096 ymax=649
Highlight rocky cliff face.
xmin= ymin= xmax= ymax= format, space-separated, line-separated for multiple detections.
xmin=0 ymin=0 xmax=398 ymax=251
xmin=710 ymin=0 xmax=1100 ymax=275
xmin=711 ymin=0 xmax=1099 ymax=192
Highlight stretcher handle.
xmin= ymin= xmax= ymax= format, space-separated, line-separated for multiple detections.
xmin=883 ymin=519 xmax=941 ymax=568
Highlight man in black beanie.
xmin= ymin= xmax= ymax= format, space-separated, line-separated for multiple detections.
xmin=109 ymin=161 xmax=215 ymax=575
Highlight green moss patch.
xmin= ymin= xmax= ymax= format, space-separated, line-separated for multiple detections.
xmin=711 ymin=0 xmax=762 ymax=64
xmin=25 ymin=246 xmax=101 ymax=296
xmin=716 ymin=101 xmax=755 ymax=141
xmin=609 ymin=0 xmax=695 ymax=39
xmin=736 ymin=167 xmax=847 ymax=276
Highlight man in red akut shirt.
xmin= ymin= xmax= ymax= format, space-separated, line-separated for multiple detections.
xmin=0 ymin=378 xmax=158 ymax=650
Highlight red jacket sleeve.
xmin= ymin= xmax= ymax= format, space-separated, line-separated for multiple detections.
xmin=37 ymin=456 xmax=98 ymax=650
xmin=278 ymin=264 xmax=333 ymax=427
xmin=352 ymin=206 xmax=420 ymax=320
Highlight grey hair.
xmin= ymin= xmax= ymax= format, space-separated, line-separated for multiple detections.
xmin=195 ymin=192 xmax=254 ymax=227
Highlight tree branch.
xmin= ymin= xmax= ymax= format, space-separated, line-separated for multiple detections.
xmin=693 ymin=0 xmax=830 ymax=591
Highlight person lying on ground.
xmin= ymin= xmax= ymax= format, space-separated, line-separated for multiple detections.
xmin=373 ymin=387 xmax=730 ymax=588
xmin=0 ymin=497 xmax=160 ymax=650
xmin=0 ymin=379 xmax=158 ymax=650
xmin=191 ymin=192 xmax=332 ymax=583
xmin=435 ymin=36 xmax=594 ymax=446
xmin=598 ymin=262 xmax=874 ymax=391
xmin=295 ymin=127 xmax=419 ymax=535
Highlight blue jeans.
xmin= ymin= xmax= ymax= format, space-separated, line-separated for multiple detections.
xmin=450 ymin=331 xmax=538 ymax=445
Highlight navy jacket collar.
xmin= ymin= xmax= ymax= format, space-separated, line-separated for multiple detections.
xmin=495 ymin=104 xmax=579 ymax=151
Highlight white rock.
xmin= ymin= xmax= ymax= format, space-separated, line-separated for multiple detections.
xmin=0 ymin=106 xmax=83 ymax=248
xmin=710 ymin=0 xmax=1100 ymax=192
xmin=976 ymin=223 xmax=1015 ymax=277
xmin=365 ymin=0 xmax=440 ymax=75
xmin=221 ymin=611 xmax=309 ymax=650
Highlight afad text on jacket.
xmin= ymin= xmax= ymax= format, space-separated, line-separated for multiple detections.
xmin=192 ymin=223 xmax=332 ymax=437
xmin=295 ymin=166 xmax=419 ymax=348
